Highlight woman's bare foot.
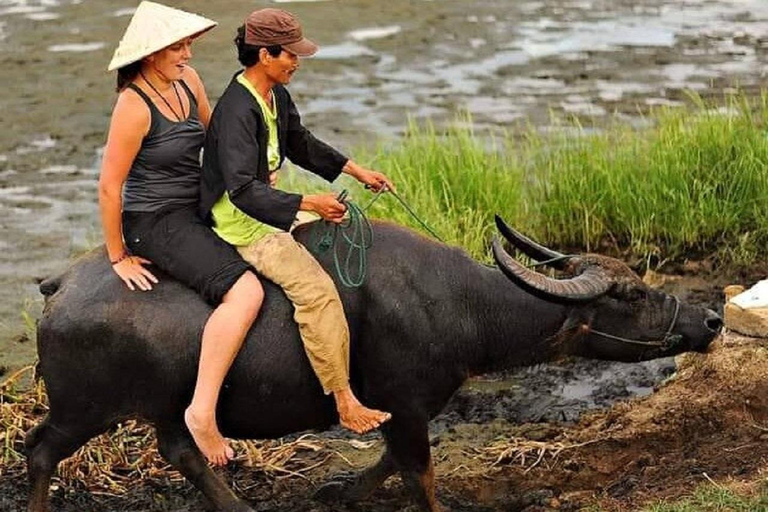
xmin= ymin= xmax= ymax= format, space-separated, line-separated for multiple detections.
xmin=184 ymin=407 xmax=235 ymax=466
xmin=334 ymin=387 xmax=391 ymax=434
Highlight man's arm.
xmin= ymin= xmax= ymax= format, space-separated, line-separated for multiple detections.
xmin=217 ymin=104 xmax=302 ymax=232
xmin=282 ymin=88 xmax=348 ymax=181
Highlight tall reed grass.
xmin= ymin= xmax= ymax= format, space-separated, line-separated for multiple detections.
xmin=290 ymin=93 xmax=767 ymax=267
xmin=532 ymin=94 xmax=768 ymax=265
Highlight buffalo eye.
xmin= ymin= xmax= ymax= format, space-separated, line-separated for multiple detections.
xmin=626 ymin=288 xmax=648 ymax=303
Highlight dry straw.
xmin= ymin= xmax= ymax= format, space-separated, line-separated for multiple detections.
xmin=0 ymin=365 xmax=368 ymax=494
xmin=2 ymin=366 xmax=599 ymax=495
xmin=446 ymin=434 xmax=603 ymax=479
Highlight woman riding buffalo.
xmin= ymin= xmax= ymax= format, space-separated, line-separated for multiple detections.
xmin=100 ymin=1 xmax=262 ymax=466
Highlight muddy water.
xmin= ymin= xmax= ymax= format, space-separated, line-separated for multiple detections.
xmin=0 ymin=0 xmax=765 ymax=374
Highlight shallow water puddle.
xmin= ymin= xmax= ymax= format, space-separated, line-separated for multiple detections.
xmin=349 ymin=26 xmax=402 ymax=42
xmin=47 ymin=42 xmax=104 ymax=52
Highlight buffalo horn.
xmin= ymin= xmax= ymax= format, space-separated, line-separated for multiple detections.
xmin=492 ymin=237 xmax=612 ymax=304
xmin=494 ymin=214 xmax=568 ymax=269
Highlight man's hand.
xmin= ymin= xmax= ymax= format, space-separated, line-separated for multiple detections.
xmin=300 ymin=193 xmax=347 ymax=224
xmin=342 ymin=161 xmax=395 ymax=193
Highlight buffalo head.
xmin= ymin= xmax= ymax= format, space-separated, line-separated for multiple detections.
xmin=492 ymin=215 xmax=722 ymax=362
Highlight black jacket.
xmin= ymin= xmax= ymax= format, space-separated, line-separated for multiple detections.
xmin=200 ymin=73 xmax=348 ymax=231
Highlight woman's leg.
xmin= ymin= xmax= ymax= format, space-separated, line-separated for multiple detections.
xmin=237 ymin=234 xmax=390 ymax=435
xmin=184 ymin=271 xmax=264 ymax=466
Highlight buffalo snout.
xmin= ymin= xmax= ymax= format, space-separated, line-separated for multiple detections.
xmin=693 ymin=309 xmax=722 ymax=352
xmin=705 ymin=310 xmax=723 ymax=334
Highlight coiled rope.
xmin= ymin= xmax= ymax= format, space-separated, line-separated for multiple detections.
xmin=311 ymin=187 xmax=443 ymax=287
xmin=311 ymin=198 xmax=373 ymax=288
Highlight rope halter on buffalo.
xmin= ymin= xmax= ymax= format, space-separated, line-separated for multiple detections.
xmin=588 ymin=295 xmax=683 ymax=351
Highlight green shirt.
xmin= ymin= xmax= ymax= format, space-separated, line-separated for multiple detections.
xmin=211 ymin=74 xmax=281 ymax=246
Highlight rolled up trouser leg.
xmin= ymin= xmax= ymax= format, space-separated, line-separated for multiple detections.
xmin=237 ymin=233 xmax=350 ymax=394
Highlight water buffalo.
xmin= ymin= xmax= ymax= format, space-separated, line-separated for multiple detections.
xmin=26 ymin=216 xmax=721 ymax=512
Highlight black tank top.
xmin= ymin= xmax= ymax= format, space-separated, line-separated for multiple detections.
xmin=122 ymin=80 xmax=205 ymax=212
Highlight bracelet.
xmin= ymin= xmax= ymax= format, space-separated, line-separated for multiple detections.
xmin=110 ymin=251 xmax=130 ymax=265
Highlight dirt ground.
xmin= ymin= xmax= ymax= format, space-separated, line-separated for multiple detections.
xmin=1 ymin=327 xmax=766 ymax=512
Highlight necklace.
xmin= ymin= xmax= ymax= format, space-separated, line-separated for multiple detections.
xmin=139 ymin=71 xmax=186 ymax=122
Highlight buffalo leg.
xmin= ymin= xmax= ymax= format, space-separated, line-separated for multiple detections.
xmin=401 ymin=459 xmax=441 ymax=512
xmin=383 ymin=416 xmax=443 ymax=512
xmin=155 ymin=426 xmax=254 ymax=512
xmin=314 ymin=448 xmax=396 ymax=503
xmin=25 ymin=415 xmax=105 ymax=512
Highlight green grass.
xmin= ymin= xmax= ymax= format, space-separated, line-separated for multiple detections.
xmin=287 ymin=92 xmax=768 ymax=268
xmin=359 ymin=117 xmax=526 ymax=258
xmin=640 ymin=481 xmax=768 ymax=512
xmin=533 ymin=94 xmax=768 ymax=263
xmin=578 ymin=480 xmax=768 ymax=512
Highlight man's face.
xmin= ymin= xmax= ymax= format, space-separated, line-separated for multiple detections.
xmin=263 ymin=49 xmax=300 ymax=85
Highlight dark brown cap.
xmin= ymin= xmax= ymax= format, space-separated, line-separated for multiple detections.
xmin=244 ymin=8 xmax=318 ymax=57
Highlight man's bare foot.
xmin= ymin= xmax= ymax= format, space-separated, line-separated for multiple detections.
xmin=335 ymin=387 xmax=392 ymax=434
xmin=184 ymin=407 xmax=234 ymax=466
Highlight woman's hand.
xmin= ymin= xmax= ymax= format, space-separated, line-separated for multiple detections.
xmin=112 ymin=256 xmax=159 ymax=291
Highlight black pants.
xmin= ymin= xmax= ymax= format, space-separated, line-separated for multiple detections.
xmin=123 ymin=205 xmax=251 ymax=305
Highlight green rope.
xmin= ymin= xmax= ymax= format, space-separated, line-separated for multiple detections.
xmin=312 ymin=187 xmax=443 ymax=287
xmin=311 ymin=197 xmax=373 ymax=288
xmin=362 ymin=187 xmax=444 ymax=242
xmin=311 ymin=187 xmax=570 ymax=285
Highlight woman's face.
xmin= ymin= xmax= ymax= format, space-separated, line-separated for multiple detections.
xmin=147 ymin=37 xmax=194 ymax=81
xmin=262 ymin=49 xmax=300 ymax=85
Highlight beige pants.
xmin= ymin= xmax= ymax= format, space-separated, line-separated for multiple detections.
xmin=237 ymin=233 xmax=350 ymax=394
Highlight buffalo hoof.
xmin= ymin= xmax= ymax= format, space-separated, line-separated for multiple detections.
xmin=313 ymin=472 xmax=360 ymax=504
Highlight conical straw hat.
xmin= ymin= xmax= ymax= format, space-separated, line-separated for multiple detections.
xmin=107 ymin=1 xmax=216 ymax=71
